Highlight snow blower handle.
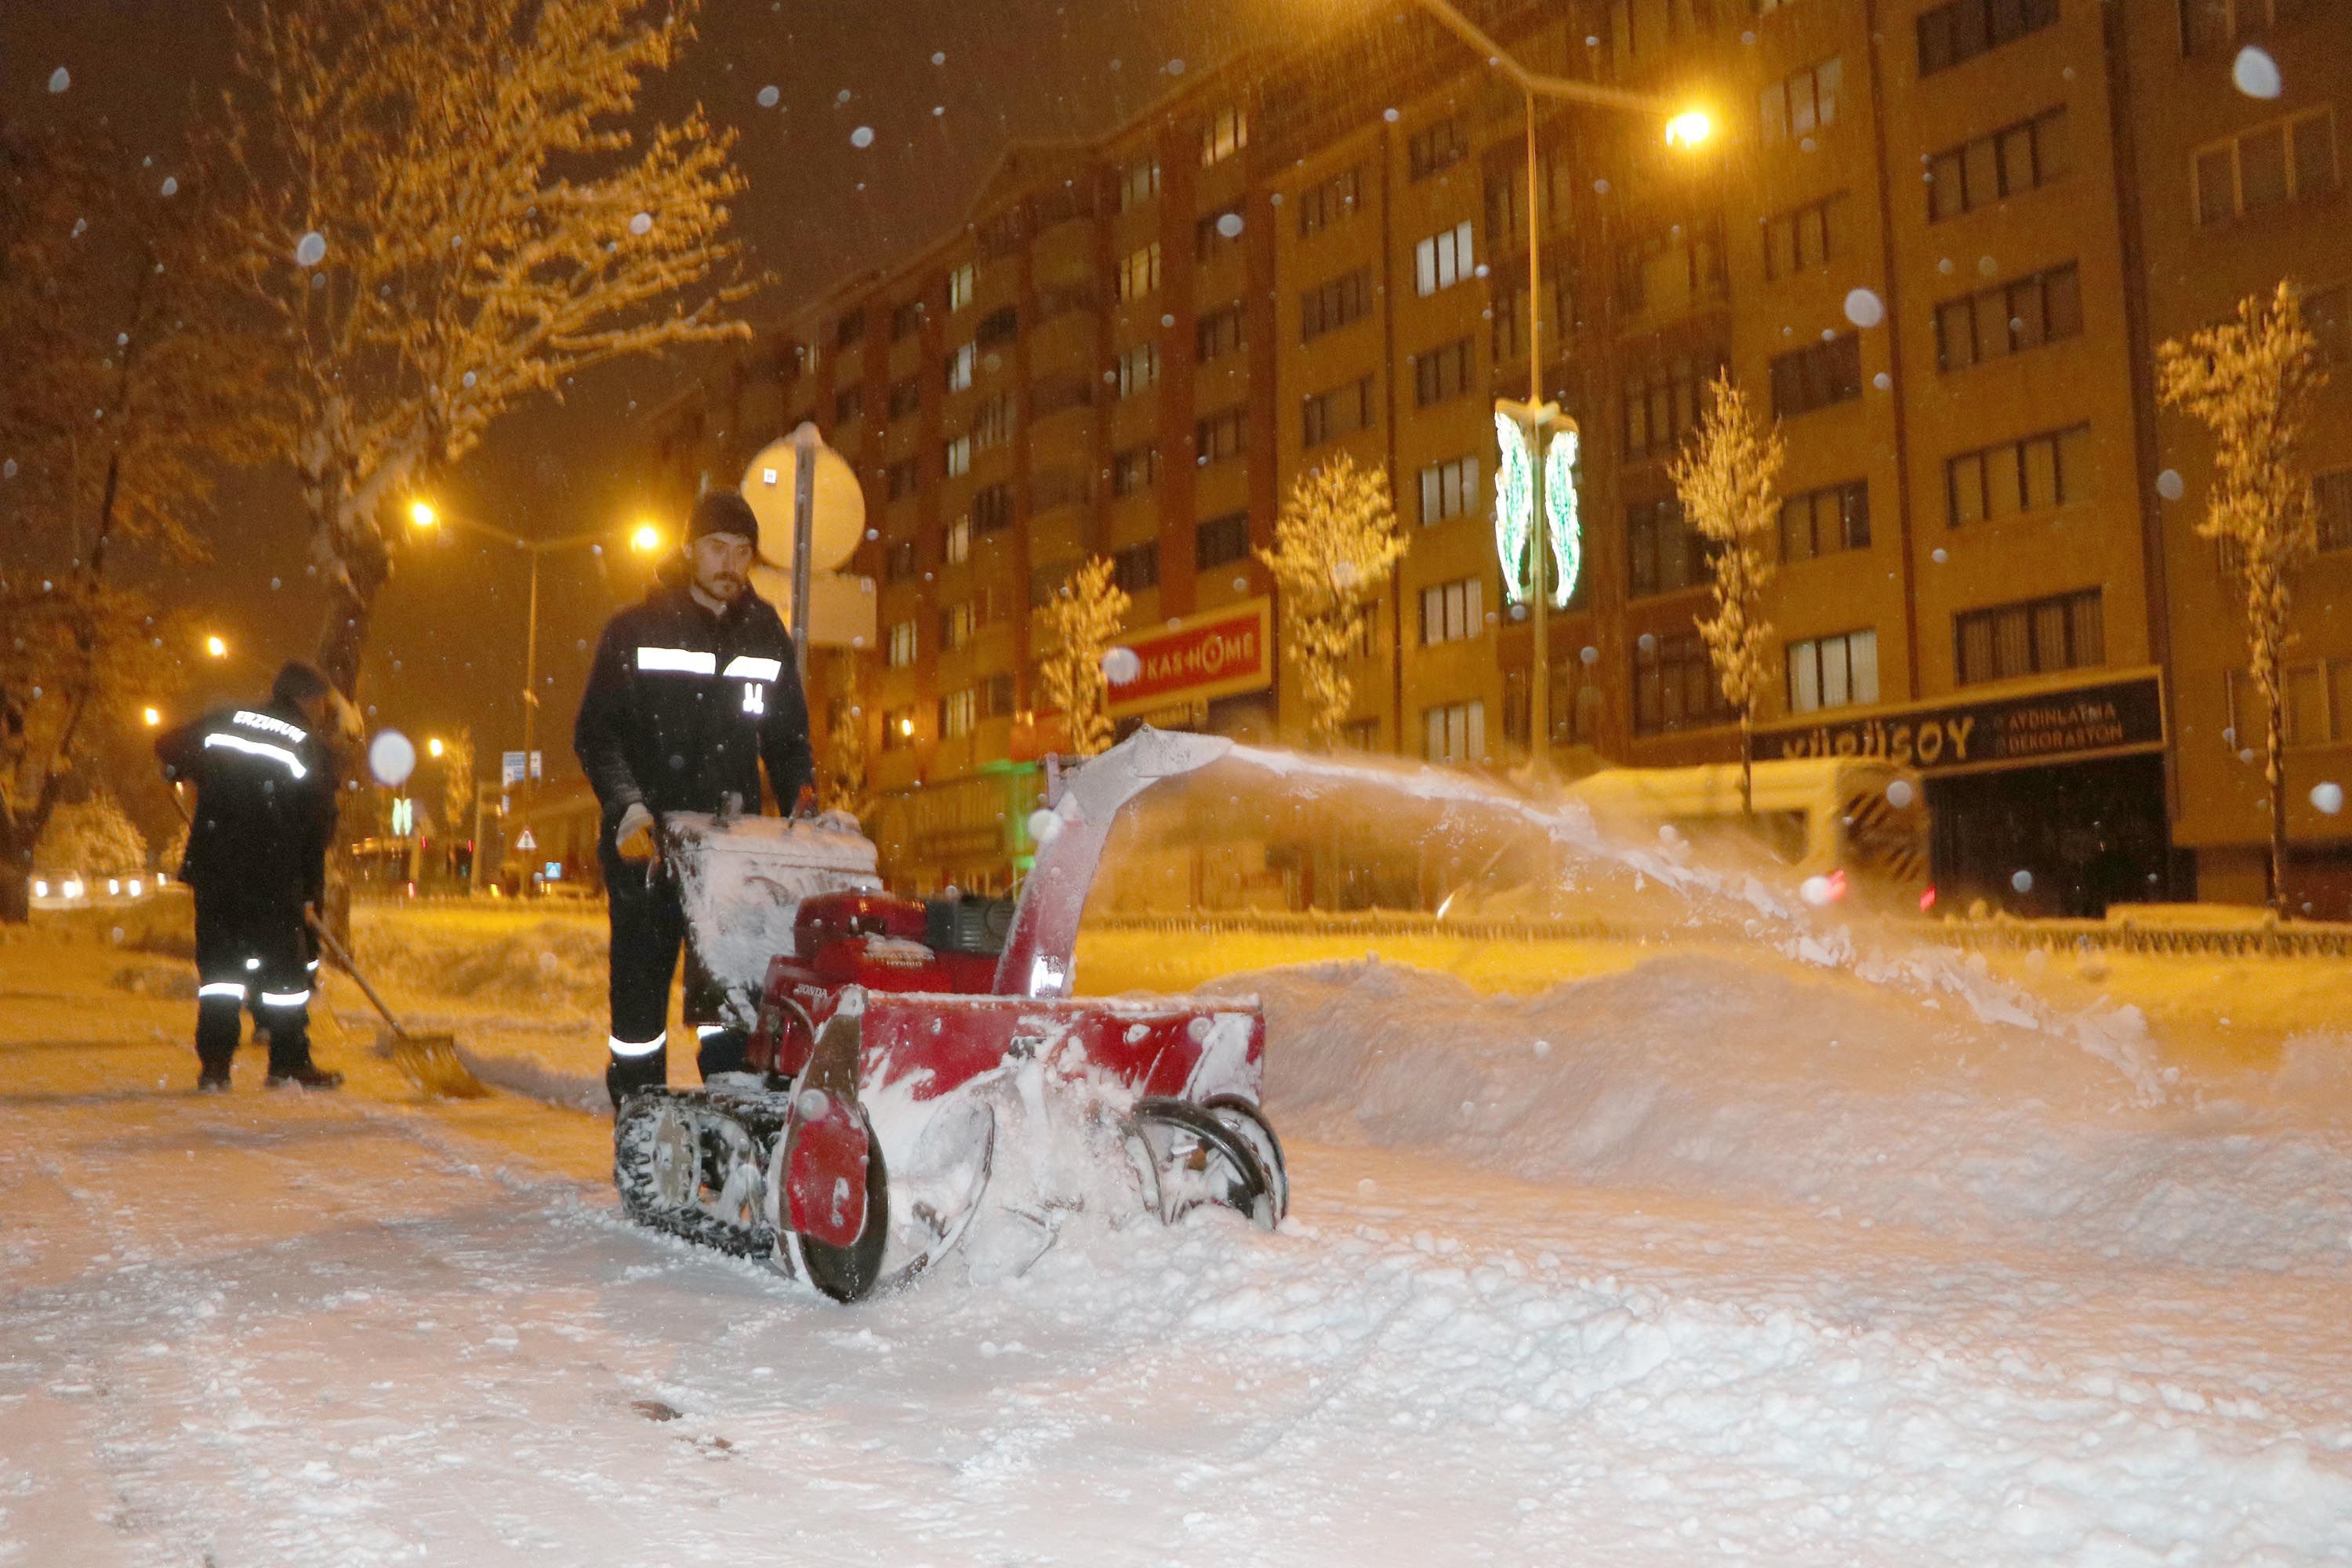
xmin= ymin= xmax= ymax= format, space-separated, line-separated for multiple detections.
xmin=303 ymin=910 xmax=408 ymax=1041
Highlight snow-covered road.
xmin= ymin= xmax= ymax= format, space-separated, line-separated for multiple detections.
xmin=5 ymin=913 xmax=2350 ymax=1566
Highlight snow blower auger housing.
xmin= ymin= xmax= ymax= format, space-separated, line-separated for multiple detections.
xmin=612 ymin=728 xmax=1288 ymax=1302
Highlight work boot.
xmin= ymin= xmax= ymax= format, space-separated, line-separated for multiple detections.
xmin=607 ymin=1051 xmax=667 ymax=1113
xmin=265 ymin=1063 xmax=345 ymax=1091
xmin=198 ymin=1067 xmax=232 ymax=1094
xmin=695 ymin=1026 xmax=751 ymax=1080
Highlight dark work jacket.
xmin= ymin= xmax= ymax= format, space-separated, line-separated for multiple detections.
xmin=155 ymin=699 xmax=336 ymax=907
xmin=572 ymin=583 xmax=813 ymax=834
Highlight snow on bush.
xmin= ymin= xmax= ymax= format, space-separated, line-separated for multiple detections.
xmin=35 ymin=790 xmax=148 ymax=874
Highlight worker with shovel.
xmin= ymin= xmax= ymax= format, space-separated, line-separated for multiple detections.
xmin=575 ymin=492 xmax=813 ymax=1111
xmin=155 ymin=661 xmax=344 ymax=1091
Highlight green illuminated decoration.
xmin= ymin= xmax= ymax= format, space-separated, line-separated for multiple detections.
xmin=1493 ymin=410 xmax=1534 ymax=606
xmin=1544 ymin=426 xmax=1581 ymax=608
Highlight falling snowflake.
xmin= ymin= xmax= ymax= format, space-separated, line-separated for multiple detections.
xmin=2156 ymin=468 xmax=2186 ymax=501
xmin=1843 ymin=288 xmax=1885 ymax=328
xmin=629 ymin=212 xmax=653 ymax=236
xmin=295 ymin=230 xmax=328 ymax=267
xmin=757 ymin=85 xmax=780 ymax=108
xmin=159 ymin=176 xmax=179 ymax=198
xmin=2231 ymin=45 xmax=2281 ymax=99
xmin=1102 ymin=646 xmax=1142 ymax=684
xmin=1026 ymin=808 xmax=1061 ymax=844
xmin=1216 ymin=212 xmax=1243 ymax=239
xmin=931 ymin=51 xmax=946 ymax=65
xmin=850 ymin=126 xmax=875 ymax=149
xmin=2313 ymin=782 xmax=2345 ymax=815
xmin=1886 ymin=779 xmax=1917 ymax=809
xmin=47 ymin=67 xmax=70 ymax=93
xmin=2010 ymin=869 xmax=2034 ymax=894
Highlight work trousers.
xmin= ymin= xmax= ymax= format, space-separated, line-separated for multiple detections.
xmin=601 ymin=841 xmax=731 ymax=1105
xmin=193 ymin=891 xmax=318 ymax=1076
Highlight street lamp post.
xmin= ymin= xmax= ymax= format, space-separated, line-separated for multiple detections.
xmin=1389 ymin=0 xmax=1709 ymax=773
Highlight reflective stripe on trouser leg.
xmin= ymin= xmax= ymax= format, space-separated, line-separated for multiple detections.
xmin=609 ymin=1033 xmax=666 ymax=1058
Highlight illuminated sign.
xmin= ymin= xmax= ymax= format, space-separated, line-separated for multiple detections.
xmin=1105 ymin=599 xmax=1272 ymax=718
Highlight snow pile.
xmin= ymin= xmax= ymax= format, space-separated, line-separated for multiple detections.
xmin=352 ymin=909 xmax=606 ymax=1013
xmin=1238 ymin=954 xmax=2352 ymax=1273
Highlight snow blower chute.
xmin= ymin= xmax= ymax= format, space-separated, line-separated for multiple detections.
xmin=612 ymin=728 xmax=1287 ymax=1302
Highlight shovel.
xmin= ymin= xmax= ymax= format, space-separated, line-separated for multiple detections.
xmin=305 ymin=912 xmax=489 ymax=1099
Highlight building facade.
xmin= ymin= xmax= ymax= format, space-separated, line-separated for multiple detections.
xmin=643 ymin=0 xmax=2350 ymax=912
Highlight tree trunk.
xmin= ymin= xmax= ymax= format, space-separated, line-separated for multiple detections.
xmin=1739 ymin=705 xmax=1755 ymax=818
xmin=2268 ymin=688 xmax=2290 ymax=916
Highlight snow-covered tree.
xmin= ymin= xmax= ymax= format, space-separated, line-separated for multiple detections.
xmin=2158 ymin=281 xmax=2328 ymax=911
xmin=1036 ymin=557 xmax=1131 ymax=758
xmin=818 ymin=655 xmax=869 ymax=816
xmin=1257 ymin=453 xmax=1407 ymax=751
xmin=441 ymin=728 xmax=476 ymax=840
xmin=0 ymin=128 xmax=234 ymax=920
xmin=35 ymin=790 xmax=148 ymax=877
xmin=1672 ymin=370 xmax=1785 ymax=816
xmin=213 ymin=0 xmax=757 ymax=699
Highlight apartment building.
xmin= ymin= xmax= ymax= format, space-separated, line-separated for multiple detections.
xmin=641 ymin=0 xmax=2350 ymax=911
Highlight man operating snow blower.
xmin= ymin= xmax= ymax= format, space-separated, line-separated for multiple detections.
xmin=155 ymin=661 xmax=343 ymax=1092
xmin=575 ymin=490 xmax=813 ymax=1111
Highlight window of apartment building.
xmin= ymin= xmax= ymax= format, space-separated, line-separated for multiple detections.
xmin=1492 ymin=266 xmax=1577 ymax=365
xmin=1298 ymin=166 xmax=1362 ymax=237
xmin=1935 ymin=263 xmax=2084 ymax=371
xmin=886 ymin=619 xmax=917 ymax=670
xmin=880 ymin=706 xmax=916 ymax=750
xmin=1947 ymin=423 xmax=2092 ymax=526
xmin=946 ymin=341 xmax=975 ymax=394
xmin=1196 ymin=406 xmax=1247 ymax=466
xmin=886 ymin=456 xmax=921 ymax=502
xmin=1033 ymin=466 xmax=1091 ymax=514
xmin=1424 ymin=699 xmax=1486 ymax=764
xmin=940 ymin=600 xmax=978 ymax=653
xmin=1420 ymin=455 xmax=1483 ymax=525
xmin=948 ymin=263 xmax=976 ymax=314
xmin=944 ymin=514 xmax=972 ymax=565
xmin=1413 ymin=337 xmax=1475 ymax=408
xmin=975 ymin=306 xmax=1018 ymax=351
xmin=1301 ymin=269 xmax=1374 ymax=342
xmin=1196 ymin=205 xmax=1247 ymax=262
xmin=2320 ymin=467 xmax=2352 ymax=553
xmin=1759 ymin=57 xmax=1842 ymax=146
xmin=2304 ymin=282 xmax=2352 ymax=367
xmin=1918 ymin=0 xmax=2060 ymax=78
xmin=833 ymin=385 xmax=864 ymax=425
xmin=1485 ymin=171 xmax=1527 ymax=253
xmin=2180 ymin=0 xmax=2306 ymax=53
xmin=1634 ymin=631 xmax=1735 ymax=735
xmin=1196 ymin=510 xmax=1251 ymax=568
xmin=1762 ymin=192 xmax=1847 ymax=281
xmin=1113 ymin=444 xmax=1160 ymax=497
xmin=1613 ymin=216 xmax=1728 ymax=317
xmin=1780 ymin=480 xmax=1871 ymax=561
xmin=1408 ymin=116 xmax=1468 ymax=181
xmin=886 ymin=539 xmax=918 ymax=582
xmin=1755 ymin=0 xmax=1806 ymax=13
xmin=1770 ymin=332 xmax=1864 ymax=419
xmin=1415 ymin=220 xmax=1476 ymax=297
xmin=1929 ymin=107 xmax=2070 ymax=222
xmin=1116 ymin=339 xmax=1160 ymax=400
xmin=971 ymin=482 xmax=1014 ymax=535
xmin=1622 ymin=355 xmax=1716 ymax=459
xmin=939 ymin=687 xmax=978 ymax=741
xmin=890 ymin=299 xmax=924 ymax=342
xmin=2225 ymin=659 xmax=2343 ymax=749
xmin=1340 ymin=717 xmax=1382 ymax=753
xmin=1197 ymin=300 xmax=1247 ymax=363
xmin=972 ymin=392 xmax=1014 ymax=451
xmin=977 ymin=209 xmax=1025 ymax=263
xmin=944 ymin=434 xmax=971 ymax=477
xmin=833 ymin=309 xmax=866 ymax=350
xmin=1112 ymin=540 xmax=1161 ymax=594
xmin=1029 ymin=559 xmax=1078 ymax=608
xmin=1626 ymin=499 xmax=1714 ymax=598
xmin=1955 ymin=588 xmax=2103 ymax=684
xmin=980 ymin=673 xmax=1018 ymax=720
xmin=1788 ymin=629 xmax=1881 ymax=714
xmin=1202 ymin=105 xmax=1250 ymax=168
xmin=1303 ymin=376 xmax=1376 ymax=447
xmin=1031 ymin=378 xmax=1094 ymax=422
xmin=1504 ymin=663 xmax=1602 ymax=750
xmin=1119 ymin=154 xmax=1162 ymax=212
xmin=1421 ymin=576 xmax=1485 ymax=644
xmin=887 ymin=377 xmax=922 ymax=420
xmin=1118 ymin=241 xmax=1163 ymax=303
xmin=2194 ymin=108 xmax=2339 ymax=226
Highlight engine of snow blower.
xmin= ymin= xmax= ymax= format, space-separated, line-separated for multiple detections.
xmin=612 ymin=731 xmax=1289 ymax=1303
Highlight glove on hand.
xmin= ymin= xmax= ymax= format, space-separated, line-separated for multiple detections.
xmin=615 ymin=803 xmax=658 ymax=862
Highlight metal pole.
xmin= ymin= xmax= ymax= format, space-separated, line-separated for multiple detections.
xmin=790 ymin=422 xmax=818 ymax=684
xmin=522 ymin=546 xmax=541 ymax=802
xmin=1526 ymin=88 xmax=1551 ymax=777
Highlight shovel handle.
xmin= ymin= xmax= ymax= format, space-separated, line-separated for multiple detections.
xmin=305 ymin=910 xmax=408 ymax=1039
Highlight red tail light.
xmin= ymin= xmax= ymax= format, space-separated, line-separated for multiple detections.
xmin=1919 ymin=885 xmax=1938 ymax=912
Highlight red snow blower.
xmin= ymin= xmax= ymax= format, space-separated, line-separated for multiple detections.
xmin=612 ymin=729 xmax=1288 ymax=1303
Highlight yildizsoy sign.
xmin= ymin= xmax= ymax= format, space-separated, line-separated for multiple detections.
xmin=1755 ymin=672 xmax=2165 ymax=778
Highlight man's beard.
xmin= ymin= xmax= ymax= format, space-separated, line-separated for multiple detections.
xmin=701 ymin=573 xmax=744 ymax=600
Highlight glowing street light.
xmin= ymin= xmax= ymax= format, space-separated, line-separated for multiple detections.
xmin=142 ymin=706 xmax=162 ymax=728
xmin=427 ymin=735 xmax=445 ymax=759
xmin=1664 ymin=109 xmax=1715 ymax=151
xmin=205 ymin=634 xmax=227 ymax=659
xmin=630 ymin=522 xmax=662 ymax=554
xmin=409 ymin=500 xmax=438 ymax=530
